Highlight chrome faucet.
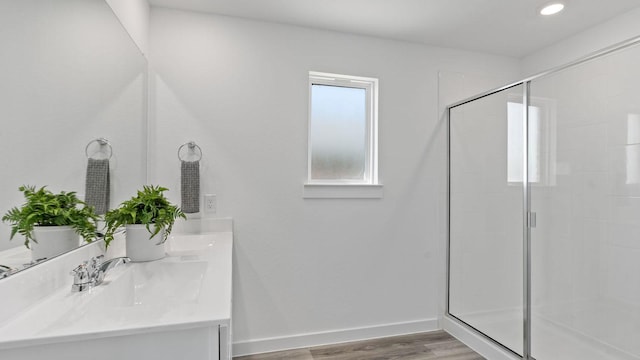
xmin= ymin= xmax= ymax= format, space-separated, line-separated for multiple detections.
xmin=70 ymin=255 xmax=130 ymax=292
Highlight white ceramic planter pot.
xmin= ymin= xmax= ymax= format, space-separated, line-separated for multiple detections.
xmin=125 ymin=224 xmax=166 ymax=262
xmin=31 ymin=226 xmax=79 ymax=261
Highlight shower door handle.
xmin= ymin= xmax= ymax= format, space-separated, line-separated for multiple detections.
xmin=527 ymin=212 xmax=537 ymax=228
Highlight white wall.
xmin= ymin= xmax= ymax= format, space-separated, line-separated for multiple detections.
xmin=105 ymin=0 xmax=150 ymax=56
xmin=522 ymin=6 xmax=640 ymax=76
xmin=148 ymin=7 xmax=520 ymax=355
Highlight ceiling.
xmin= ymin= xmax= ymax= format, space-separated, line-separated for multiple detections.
xmin=147 ymin=0 xmax=640 ymax=58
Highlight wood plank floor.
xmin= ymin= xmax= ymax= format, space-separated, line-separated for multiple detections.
xmin=234 ymin=331 xmax=485 ymax=360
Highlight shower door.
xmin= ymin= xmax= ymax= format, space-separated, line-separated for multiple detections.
xmin=449 ymin=36 xmax=640 ymax=360
xmin=529 ymin=42 xmax=640 ymax=360
xmin=448 ymin=84 xmax=525 ymax=357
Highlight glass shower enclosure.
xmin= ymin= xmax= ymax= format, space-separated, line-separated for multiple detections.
xmin=447 ymin=36 xmax=640 ymax=360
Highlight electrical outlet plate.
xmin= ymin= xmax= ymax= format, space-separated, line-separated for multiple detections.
xmin=204 ymin=194 xmax=216 ymax=213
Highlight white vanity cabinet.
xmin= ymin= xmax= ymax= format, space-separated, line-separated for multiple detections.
xmin=0 ymin=326 xmax=226 ymax=360
xmin=0 ymin=219 xmax=233 ymax=360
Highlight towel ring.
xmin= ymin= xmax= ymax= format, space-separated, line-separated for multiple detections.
xmin=85 ymin=138 xmax=113 ymax=160
xmin=178 ymin=141 xmax=203 ymax=161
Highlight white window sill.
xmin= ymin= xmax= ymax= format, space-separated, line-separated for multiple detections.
xmin=303 ymin=183 xmax=383 ymax=199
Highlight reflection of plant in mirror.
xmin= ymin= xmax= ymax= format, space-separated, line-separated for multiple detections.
xmin=1 ymin=186 xmax=99 ymax=248
xmin=104 ymin=185 xmax=185 ymax=248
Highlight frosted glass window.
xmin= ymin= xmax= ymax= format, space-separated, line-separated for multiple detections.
xmin=310 ymin=85 xmax=366 ymax=180
xmin=308 ymin=72 xmax=378 ymax=184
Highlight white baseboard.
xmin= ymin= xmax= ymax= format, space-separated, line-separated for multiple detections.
xmin=442 ymin=315 xmax=519 ymax=360
xmin=232 ymin=318 xmax=439 ymax=357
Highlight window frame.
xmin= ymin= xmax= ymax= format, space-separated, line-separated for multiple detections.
xmin=307 ymin=71 xmax=379 ymax=186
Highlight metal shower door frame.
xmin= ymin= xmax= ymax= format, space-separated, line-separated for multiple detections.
xmin=444 ymin=34 xmax=640 ymax=360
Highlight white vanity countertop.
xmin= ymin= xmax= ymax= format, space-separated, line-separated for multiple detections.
xmin=0 ymin=229 xmax=233 ymax=350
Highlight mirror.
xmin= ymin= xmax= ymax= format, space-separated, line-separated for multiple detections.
xmin=0 ymin=0 xmax=147 ymax=278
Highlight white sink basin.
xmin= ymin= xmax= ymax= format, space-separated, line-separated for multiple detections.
xmin=35 ymin=260 xmax=209 ymax=336
xmin=105 ymin=260 xmax=208 ymax=306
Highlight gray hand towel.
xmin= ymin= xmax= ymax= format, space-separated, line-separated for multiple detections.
xmin=181 ymin=160 xmax=200 ymax=213
xmin=85 ymin=158 xmax=110 ymax=215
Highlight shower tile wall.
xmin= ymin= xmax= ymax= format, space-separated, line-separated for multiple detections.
xmin=530 ymin=43 xmax=640 ymax=358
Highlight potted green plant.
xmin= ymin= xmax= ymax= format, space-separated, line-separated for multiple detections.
xmin=104 ymin=185 xmax=185 ymax=262
xmin=2 ymin=185 xmax=99 ymax=261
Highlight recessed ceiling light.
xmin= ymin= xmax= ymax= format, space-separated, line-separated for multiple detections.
xmin=540 ymin=3 xmax=565 ymax=16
